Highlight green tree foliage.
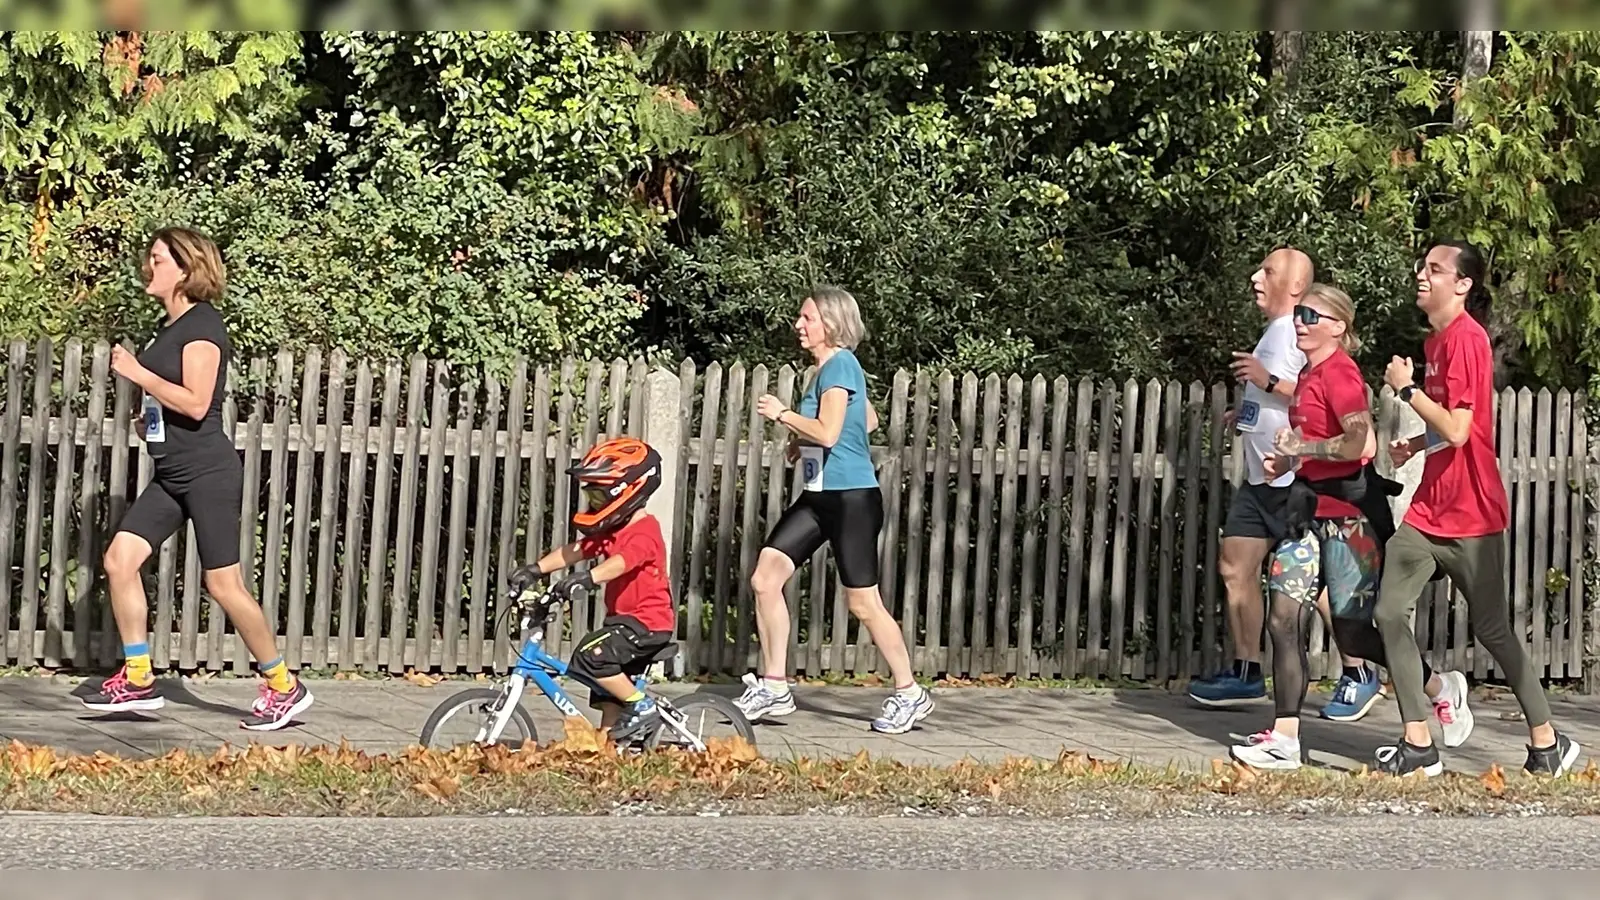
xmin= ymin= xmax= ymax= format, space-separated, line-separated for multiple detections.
xmin=1305 ymin=30 xmax=1600 ymax=390
xmin=0 ymin=29 xmax=1592 ymax=392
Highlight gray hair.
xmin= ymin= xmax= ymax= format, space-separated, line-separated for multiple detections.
xmin=808 ymin=284 xmax=866 ymax=349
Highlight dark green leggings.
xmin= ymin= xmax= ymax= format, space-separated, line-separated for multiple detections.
xmin=1372 ymin=524 xmax=1551 ymax=727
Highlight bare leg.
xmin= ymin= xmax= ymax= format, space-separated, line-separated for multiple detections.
xmin=750 ymin=548 xmax=795 ymax=680
xmin=1219 ymin=535 xmax=1269 ymax=665
xmin=843 ymin=585 xmax=914 ymax=690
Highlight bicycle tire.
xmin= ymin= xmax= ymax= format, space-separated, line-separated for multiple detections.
xmin=645 ymin=691 xmax=758 ymax=753
xmin=418 ymin=687 xmax=540 ymax=750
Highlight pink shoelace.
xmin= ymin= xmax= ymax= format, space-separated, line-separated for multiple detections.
xmin=1434 ymin=696 xmax=1455 ymax=724
xmin=252 ymin=681 xmax=296 ymax=719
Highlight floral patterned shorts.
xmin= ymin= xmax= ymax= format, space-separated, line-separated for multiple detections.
xmin=1267 ymin=516 xmax=1382 ymax=620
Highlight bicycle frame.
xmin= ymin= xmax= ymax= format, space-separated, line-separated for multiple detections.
xmin=477 ymin=592 xmax=653 ymax=745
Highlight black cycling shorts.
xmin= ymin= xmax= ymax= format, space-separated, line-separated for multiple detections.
xmin=115 ymin=464 xmax=243 ymax=571
xmin=763 ymin=487 xmax=883 ymax=588
xmin=568 ymin=615 xmax=675 ymax=708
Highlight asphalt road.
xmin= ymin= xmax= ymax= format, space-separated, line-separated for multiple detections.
xmin=3 ymin=813 xmax=1599 ymax=869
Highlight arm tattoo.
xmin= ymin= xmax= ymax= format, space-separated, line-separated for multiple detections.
xmin=1298 ymin=412 xmax=1372 ymax=461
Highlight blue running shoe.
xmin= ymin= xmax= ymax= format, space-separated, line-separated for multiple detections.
xmin=1187 ymin=669 xmax=1266 ymax=708
xmin=1320 ymin=671 xmax=1384 ymax=722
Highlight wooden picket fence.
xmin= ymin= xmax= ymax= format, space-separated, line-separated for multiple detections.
xmin=0 ymin=338 xmax=1594 ymax=685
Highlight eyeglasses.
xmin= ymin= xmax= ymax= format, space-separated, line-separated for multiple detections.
xmin=1293 ymin=304 xmax=1331 ymax=326
xmin=1414 ymin=258 xmax=1461 ymax=278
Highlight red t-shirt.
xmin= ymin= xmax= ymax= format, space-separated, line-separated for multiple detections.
xmin=1289 ymin=349 xmax=1369 ymax=519
xmin=577 ymin=514 xmax=677 ymax=633
xmin=1403 ymin=312 xmax=1509 ymax=538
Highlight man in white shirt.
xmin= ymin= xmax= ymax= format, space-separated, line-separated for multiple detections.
xmin=1189 ymin=247 xmax=1346 ymax=708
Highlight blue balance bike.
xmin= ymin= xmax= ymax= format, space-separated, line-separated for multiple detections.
xmin=418 ymin=576 xmax=756 ymax=754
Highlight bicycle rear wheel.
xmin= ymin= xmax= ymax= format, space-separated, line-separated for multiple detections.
xmin=419 ymin=687 xmax=540 ymax=750
xmin=645 ymin=691 xmax=758 ymax=753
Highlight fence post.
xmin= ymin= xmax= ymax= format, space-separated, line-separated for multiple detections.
xmin=642 ymin=366 xmax=685 ymax=677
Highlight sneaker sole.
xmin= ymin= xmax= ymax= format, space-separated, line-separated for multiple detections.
xmin=1189 ymin=693 xmax=1266 ymax=709
xmin=1229 ymin=747 xmax=1301 ymax=771
xmin=1440 ymin=671 xmax=1474 ymax=748
xmin=741 ymin=699 xmax=797 ymax=722
xmin=1321 ymin=690 xmax=1384 ymax=722
xmin=240 ymin=690 xmax=315 ymax=732
xmin=80 ymin=696 xmax=165 ymax=712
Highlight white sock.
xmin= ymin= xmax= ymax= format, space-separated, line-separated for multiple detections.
xmin=764 ymin=677 xmax=790 ymax=696
xmin=897 ymin=682 xmax=922 ymax=697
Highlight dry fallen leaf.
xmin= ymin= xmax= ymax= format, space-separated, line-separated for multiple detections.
xmin=430 ymin=775 xmax=460 ymax=798
xmin=560 ymin=716 xmax=605 ymax=754
xmin=403 ymin=669 xmax=441 ymax=688
xmin=413 ymin=781 xmax=445 ymax=802
xmin=987 ymin=780 xmax=1003 ymax=799
xmin=1481 ymin=763 xmax=1506 ymax=796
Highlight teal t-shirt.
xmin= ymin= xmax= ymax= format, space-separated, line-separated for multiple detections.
xmin=796 ymin=349 xmax=877 ymax=492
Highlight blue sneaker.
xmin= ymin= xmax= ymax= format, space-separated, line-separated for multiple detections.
xmin=1187 ymin=669 xmax=1266 ymax=708
xmin=1320 ymin=671 xmax=1385 ymax=722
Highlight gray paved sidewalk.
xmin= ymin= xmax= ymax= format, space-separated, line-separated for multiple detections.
xmin=4 ymin=674 xmax=1599 ymax=774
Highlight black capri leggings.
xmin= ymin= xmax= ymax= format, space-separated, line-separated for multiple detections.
xmin=763 ymin=487 xmax=883 ymax=588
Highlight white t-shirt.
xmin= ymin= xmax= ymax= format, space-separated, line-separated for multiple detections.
xmin=1235 ymin=314 xmax=1306 ymax=486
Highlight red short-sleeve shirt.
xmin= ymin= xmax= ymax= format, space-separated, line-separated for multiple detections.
xmin=578 ymin=514 xmax=677 ymax=633
xmin=1403 ymin=312 xmax=1509 ymax=538
xmin=1289 ymin=348 xmax=1370 ymax=519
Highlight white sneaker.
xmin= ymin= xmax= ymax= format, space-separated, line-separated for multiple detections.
xmin=732 ymin=672 xmax=795 ymax=721
xmin=1229 ymin=729 xmax=1303 ymax=771
xmin=1433 ymin=670 xmax=1475 ymax=748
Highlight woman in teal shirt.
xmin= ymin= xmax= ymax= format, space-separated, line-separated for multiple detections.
xmin=738 ymin=285 xmax=935 ymax=735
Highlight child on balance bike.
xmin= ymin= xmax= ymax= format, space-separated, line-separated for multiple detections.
xmin=509 ymin=436 xmax=678 ymax=743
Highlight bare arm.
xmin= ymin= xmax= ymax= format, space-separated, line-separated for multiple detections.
xmin=535 ymin=542 xmax=586 ymax=575
xmin=130 ymin=341 xmax=221 ymax=420
xmin=776 ymin=387 xmax=849 ymax=447
xmin=1277 ymin=410 xmax=1373 ymax=463
xmin=1406 ymin=391 xmax=1474 ymax=448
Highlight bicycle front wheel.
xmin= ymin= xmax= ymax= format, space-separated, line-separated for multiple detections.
xmin=646 ymin=691 xmax=758 ymax=754
xmin=418 ymin=687 xmax=540 ymax=750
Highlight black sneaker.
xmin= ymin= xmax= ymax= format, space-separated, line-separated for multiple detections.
xmin=1524 ymin=731 xmax=1581 ymax=776
xmin=1374 ymin=739 xmax=1443 ymax=777
xmin=608 ymin=696 xmax=661 ymax=743
xmin=79 ymin=666 xmax=165 ymax=713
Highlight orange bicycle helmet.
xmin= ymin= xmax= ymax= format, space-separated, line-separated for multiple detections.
xmin=567 ymin=436 xmax=663 ymax=536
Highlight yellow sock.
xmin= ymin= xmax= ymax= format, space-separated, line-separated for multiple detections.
xmin=622 ymin=690 xmax=645 ymax=704
xmin=259 ymin=656 xmax=295 ymax=693
xmin=123 ymin=642 xmax=153 ymax=687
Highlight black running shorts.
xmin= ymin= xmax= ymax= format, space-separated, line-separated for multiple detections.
xmin=116 ymin=461 xmax=244 ymax=571
xmin=763 ymin=487 xmax=884 ymax=588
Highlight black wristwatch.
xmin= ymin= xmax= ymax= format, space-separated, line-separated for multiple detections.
xmin=1399 ymin=385 xmax=1418 ymax=403
xmin=1265 ymin=374 xmax=1280 ymax=394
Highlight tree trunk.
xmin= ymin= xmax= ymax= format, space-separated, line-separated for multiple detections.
xmin=1454 ymin=25 xmax=1494 ymax=130
xmin=1269 ymin=0 xmax=1305 ymax=86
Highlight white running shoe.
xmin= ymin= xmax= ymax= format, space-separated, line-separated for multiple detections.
xmin=1229 ymin=729 xmax=1303 ymax=771
xmin=1433 ymin=670 xmax=1475 ymax=748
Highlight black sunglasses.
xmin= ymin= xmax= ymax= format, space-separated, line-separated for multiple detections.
xmin=1293 ymin=304 xmax=1329 ymax=326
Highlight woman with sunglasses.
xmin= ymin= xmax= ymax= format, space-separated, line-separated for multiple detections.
xmin=1230 ymin=283 xmax=1466 ymax=770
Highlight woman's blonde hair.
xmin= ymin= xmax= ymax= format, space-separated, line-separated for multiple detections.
xmin=144 ymin=226 xmax=227 ymax=303
xmin=1304 ymin=282 xmax=1361 ymax=354
xmin=807 ymin=285 xmax=866 ymax=349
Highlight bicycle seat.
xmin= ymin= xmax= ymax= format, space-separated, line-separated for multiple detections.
xmin=648 ymin=644 xmax=679 ymax=664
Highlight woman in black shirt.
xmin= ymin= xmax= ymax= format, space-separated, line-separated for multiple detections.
xmin=80 ymin=227 xmax=314 ymax=731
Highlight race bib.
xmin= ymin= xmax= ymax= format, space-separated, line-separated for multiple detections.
xmin=1236 ymin=399 xmax=1261 ymax=433
xmin=799 ymin=445 xmax=825 ymax=492
xmin=141 ymin=393 xmax=166 ymax=444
